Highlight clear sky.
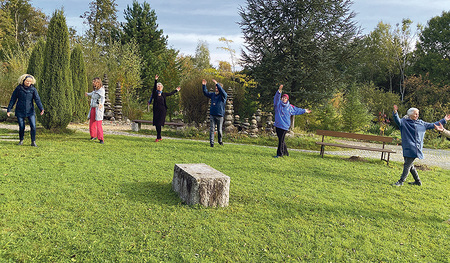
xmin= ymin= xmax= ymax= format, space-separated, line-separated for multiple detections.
xmin=31 ymin=0 xmax=449 ymax=68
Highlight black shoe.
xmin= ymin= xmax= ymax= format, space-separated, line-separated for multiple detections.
xmin=31 ymin=141 xmax=37 ymax=147
xmin=90 ymin=137 xmax=97 ymax=141
xmin=17 ymin=140 xmax=23 ymax=146
xmin=99 ymin=140 xmax=104 ymax=144
xmin=408 ymin=181 xmax=422 ymax=186
xmin=219 ymin=142 xmax=223 ymax=145
xmin=273 ymin=155 xmax=282 ymax=158
xmin=210 ymin=143 xmax=214 ymax=147
xmin=393 ymin=181 xmax=403 ymax=186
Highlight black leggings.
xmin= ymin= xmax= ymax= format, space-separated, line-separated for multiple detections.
xmin=156 ymin=125 xmax=162 ymax=139
xmin=276 ymin=127 xmax=289 ymax=157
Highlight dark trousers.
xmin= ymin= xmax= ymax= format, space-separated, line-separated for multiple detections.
xmin=17 ymin=115 xmax=36 ymax=142
xmin=276 ymin=127 xmax=289 ymax=157
xmin=156 ymin=125 xmax=162 ymax=139
xmin=210 ymin=115 xmax=223 ymax=145
xmin=399 ymin=157 xmax=420 ymax=183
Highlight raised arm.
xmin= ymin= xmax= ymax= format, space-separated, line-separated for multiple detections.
xmin=202 ymin=79 xmax=212 ymax=98
xmin=213 ymin=79 xmax=227 ymax=100
xmin=392 ymin=105 xmax=401 ymax=127
xmin=152 ymin=75 xmax=158 ymax=95
xmin=274 ymin=85 xmax=283 ymax=106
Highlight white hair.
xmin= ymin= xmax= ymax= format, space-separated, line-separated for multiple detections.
xmin=18 ymin=74 xmax=36 ymax=85
xmin=157 ymin=82 xmax=163 ymax=88
xmin=407 ymin=108 xmax=419 ymax=116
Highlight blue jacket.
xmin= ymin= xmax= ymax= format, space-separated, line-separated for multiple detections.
xmin=273 ymin=90 xmax=306 ymax=131
xmin=7 ymin=84 xmax=44 ymax=118
xmin=393 ymin=111 xmax=446 ymax=159
xmin=203 ymin=83 xmax=227 ymax=117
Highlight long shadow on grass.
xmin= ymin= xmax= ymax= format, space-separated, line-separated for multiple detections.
xmin=120 ymin=180 xmax=181 ymax=206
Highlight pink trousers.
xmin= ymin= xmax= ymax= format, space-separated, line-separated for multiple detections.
xmin=89 ymin=107 xmax=104 ymax=140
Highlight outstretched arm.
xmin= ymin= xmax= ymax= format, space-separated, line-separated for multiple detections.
xmin=165 ymin=87 xmax=180 ymax=97
xmin=435 ymin=122 xmax=450 ymax=138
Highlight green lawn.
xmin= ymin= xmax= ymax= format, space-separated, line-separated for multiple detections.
xmin=0 ymin=128 xmax=449 ymax=262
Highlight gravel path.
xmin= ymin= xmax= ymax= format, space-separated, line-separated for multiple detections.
xmin=1 ymin=122 xmax=449 ymax=170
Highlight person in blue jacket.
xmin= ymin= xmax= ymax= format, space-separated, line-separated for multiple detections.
xmin=202 ymin=79 xmax=227 ymax=147
xmin=274 ymin=84 xmax=311 ymax=158
xmin=392 ymin=104 xmax=449 ymax=186
xmin=7 ymin=74 xmax=44 ymax=147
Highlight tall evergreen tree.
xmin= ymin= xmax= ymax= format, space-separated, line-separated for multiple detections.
xmin=39 ymin=9 xmax=73 ymax=129
xmin=239 ymin=0 xmax=360 ymax=107
xmin=121 ymin=0 xmax=176 ymax=100
xmin=70 ymin=44 xmax=89 ymax=122
xmin=27 ymin=38 xmax=45 ymax=89
xmin=81 ymin=0 xmax=119 ymax=46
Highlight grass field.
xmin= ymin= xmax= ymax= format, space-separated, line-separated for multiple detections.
xmin=0 ymin=128 xmax=449 ymax=262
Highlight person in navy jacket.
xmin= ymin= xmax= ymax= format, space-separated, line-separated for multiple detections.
xmin=202 ymin=79 xmax=227 ymax=147
xmin=273 ymin=84 xmax=311 ymax=157
xmin=7 ymin=74 xmax=44 ymax=147
xmin=392 ymin=104 xmax=449 ymax=186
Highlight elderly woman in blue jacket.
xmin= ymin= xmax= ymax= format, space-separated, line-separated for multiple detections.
xmin=392 ymin=105 xmax=449 ymax=186
xmin=274 ymin=85 xmax=311 ymax=158
xmin=7 ymin=74 xmax=44 ymax=147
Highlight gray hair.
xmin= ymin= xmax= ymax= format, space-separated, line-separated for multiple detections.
xmin=18 ymin=74 xmax=36 ymax=85
xmin=407 ymin=108 xmax=419 ymax=116
xmin=157 ymin=82 xmax=163 ymax=88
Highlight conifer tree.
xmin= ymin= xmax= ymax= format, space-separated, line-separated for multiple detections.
xmin=239 ymin=0 xmax=360 ymax=106
xmin=27 ymin=38 xmax=46 ymax=89
xmin=39 ymin=10 xmax=73 ymax=129
xmin=70 ymin=44 xmax=89 ymax=122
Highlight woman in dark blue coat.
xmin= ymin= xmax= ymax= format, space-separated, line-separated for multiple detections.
xmin=7 ymin=74 xmax=44 ymax=147
xmin=150 ymin=74 xmax=180 ymax=142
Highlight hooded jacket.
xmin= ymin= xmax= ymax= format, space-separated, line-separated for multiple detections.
xmin=7 ymin=84 xmax=44 ymax=118
xmin=273 ymin=90 xmax=306 ymax=131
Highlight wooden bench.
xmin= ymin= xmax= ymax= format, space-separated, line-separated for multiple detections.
xmin=131 ymin=119 xmax=185 ymax=131
xmin=316 ymin=129 xmax=396 ymax=165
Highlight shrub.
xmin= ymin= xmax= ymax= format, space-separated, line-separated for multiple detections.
xmin=0 ymin=110 xmax=7 ymax=121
